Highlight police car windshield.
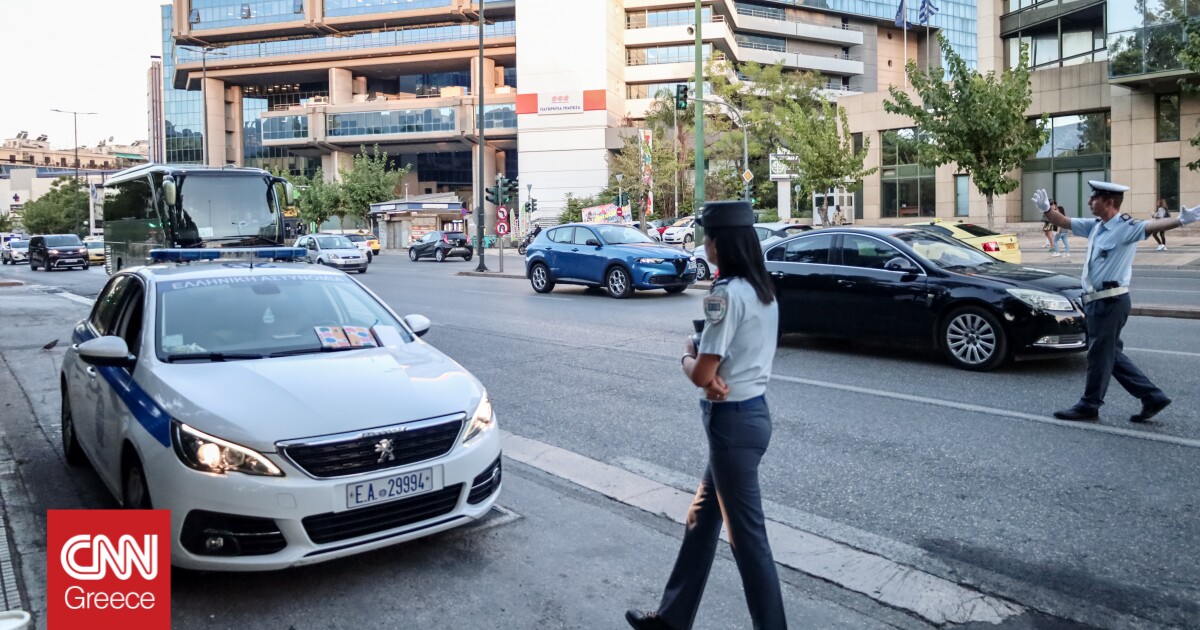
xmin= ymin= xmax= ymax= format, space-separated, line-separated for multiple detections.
xmin=155 ymin=273 xmax=409 ymax=361
xmin=893 ymin=230 xmax=997 ymax=269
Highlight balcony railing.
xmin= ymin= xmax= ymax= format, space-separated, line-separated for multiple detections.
xmin=262 ymin=115 xmax=309 ymax=140
xmin=326 ymin=107 xmax=457 ymax=137
xmin=733 ymin=5 xmax=863 ymax=32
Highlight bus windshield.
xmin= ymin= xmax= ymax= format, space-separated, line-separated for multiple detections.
xmin=173 ymin=175 xmax=280 ymax=245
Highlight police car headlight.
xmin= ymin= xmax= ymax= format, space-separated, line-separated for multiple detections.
xmin=1006 ymin=288 xmax=1074 ymax=312
xmin=173 ymin=421 xmax=283 ymax=477
xmin=462 ymin=392 xmax=496 ymax=443
xmin=636 ymin=258 xmax=665 ymax=264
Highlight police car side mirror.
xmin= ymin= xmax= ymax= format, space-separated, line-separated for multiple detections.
xmin=77 ymin=336 xmax=136 ymax=369
xmin=162 ymin=177 xmax=177 ymax=207
xmin=404 ymin=314 xmax=431 ymax=338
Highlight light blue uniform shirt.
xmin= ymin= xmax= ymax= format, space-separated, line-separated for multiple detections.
xmin=698 ymin=278 xmax=778 ymax=402
xmin=1070 ymin=214 xmax=1147 ymax=292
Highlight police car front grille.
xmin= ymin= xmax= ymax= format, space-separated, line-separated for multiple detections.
xmin=302 ymin=484 xmax=464 ymax=544
xmin=282 ymin=419 xmax=464 ymax=478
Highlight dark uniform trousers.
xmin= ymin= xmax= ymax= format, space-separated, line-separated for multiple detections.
xmin=1080 ymin=293 xmax=1166 ymax=410
xmin=658 ymin=395 xmax=787 ymax=630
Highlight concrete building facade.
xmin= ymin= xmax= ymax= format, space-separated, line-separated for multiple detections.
xmin=841 ymin=0 xmax=1200 ymax=226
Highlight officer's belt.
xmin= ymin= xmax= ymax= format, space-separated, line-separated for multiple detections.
xmin=1081 ymin=286 xmax=1129 ymax=304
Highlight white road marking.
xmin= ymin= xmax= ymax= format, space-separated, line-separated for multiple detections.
xmin=769 ymin=373 xmax=1200 ymax=450
xmin=1126 ymin=347 xmax=1200 ymax=358
xmin=28 ymin=286 xmax=93 ymax=306
xmin=1131 ymin=288 xmax=1200 ymax=293
xmin=502 ymin=431 xmax=1024 ymax=625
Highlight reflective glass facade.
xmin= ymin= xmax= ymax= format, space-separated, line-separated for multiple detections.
xmin=190 ymin=0 xmax=304 ymax=30
xmin=627 ymin=44 xmax=713 ymax=66
xmin=163 ymin=5 xmax=204 ymax=164
xmin=1107 ymin=1 xmax=1197 ymax=78
xmin=327 ymin=108 xmax=456 ymax=137
xmin=325 ymin=0 xmax=452 ymax=17
xmin=879 ymin=128 xmax=936 ymax=218
xmin=262 ymin=115 xmax=310 ymax=140
xmin=480 ymin=104 xmax=516 ymax=130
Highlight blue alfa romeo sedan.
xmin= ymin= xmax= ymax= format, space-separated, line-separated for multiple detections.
xmin=524 ymin=223 xmax=696 ymax=298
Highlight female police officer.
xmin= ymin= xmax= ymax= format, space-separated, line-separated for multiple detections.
xmin=626 ymin=201 xmax=786 ymax=630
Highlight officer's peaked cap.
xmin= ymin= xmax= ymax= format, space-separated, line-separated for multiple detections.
xmin=696 ymin=200 xmax=755 ymax=228
xmin=1088 ymin=180 xmax=1130 ymax=195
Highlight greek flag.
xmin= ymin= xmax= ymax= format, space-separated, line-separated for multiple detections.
xmin=918 ymin=0 xmax=939 ymax=25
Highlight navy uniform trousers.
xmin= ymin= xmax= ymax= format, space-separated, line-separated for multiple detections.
xmin=1080 ymin=294 xmax=1167 ymax=410
xmin=657 ymin=395 xmax=787 ymax=630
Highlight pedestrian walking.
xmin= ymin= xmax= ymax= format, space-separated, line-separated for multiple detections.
xmin=1033 ymin=182 xmax=1198 ymax=422
xmin=626 ymin=200 xmax=786 ymax=630
xmin=1051 ymin=202 xmax=1071 ymax=257
xmin=1041 ymin=212 xmax=1055 ymax=249
xmin=1152 ymin=198 xmax=1171 ymax=250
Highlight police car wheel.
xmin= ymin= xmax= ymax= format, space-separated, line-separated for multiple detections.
xmin=941 ymin=306 xmax=1008 ymax=371
xmin=123 ymin=459 xmax=152 ymax=510
xmin=695 ymin=260 xmax=710 ymax=281
xmin=61 ymin=389 xmax=86 ymax=466
xmin=530 ymin=263 xmax=554 ymax=293
xmin=606 ymin=266 xmax=632 ymax=299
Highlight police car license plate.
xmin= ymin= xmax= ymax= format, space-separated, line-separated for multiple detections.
xmin=346 ymin=468 xmax=435 ymax=509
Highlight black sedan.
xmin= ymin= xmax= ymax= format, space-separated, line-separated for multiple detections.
xmin=765 ymin=227 xmax=1086 ymax=371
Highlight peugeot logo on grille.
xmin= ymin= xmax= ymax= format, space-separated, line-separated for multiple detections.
xmin=374 ymin=438 xmax=396 ymax=463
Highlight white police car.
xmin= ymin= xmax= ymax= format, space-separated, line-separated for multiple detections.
xmin=60 ymin=248 xmax=501 ymax=570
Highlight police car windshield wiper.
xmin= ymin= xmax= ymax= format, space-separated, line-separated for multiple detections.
xmin=164 ymin=352 xmax=264 ymax=363
xmin=268 ymin=346 xmax=360 ymax=358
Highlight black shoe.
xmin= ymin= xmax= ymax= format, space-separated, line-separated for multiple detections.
xmin=1131 ymin=397 xmax=1171 ymax=423
xmin=625 ymin=609 xmax=675 ymax=630
xmin=1053 ymin=405 xmax=1099 ymax=421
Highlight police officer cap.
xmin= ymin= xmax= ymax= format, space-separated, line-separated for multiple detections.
xmin=1088 ymin=180 xmax=1130 ymax=195
xmin=696 ymin=200 xmax=755 ymax=228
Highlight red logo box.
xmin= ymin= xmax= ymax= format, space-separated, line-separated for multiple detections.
xmin=47 ymin=510 xmax=170 ymax=630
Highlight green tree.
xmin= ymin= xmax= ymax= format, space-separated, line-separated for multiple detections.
xmin=294 ymin=169 xmax=341 ymax=231
xmin=20 ymin=178 xmax=89 ymax=235
xmin=0 ymin=214 xmax=13 ymax=233
xmin=339 ymin=145 xmax=409 ymax=230
xmin=786 ymin=99 xmax=876 ymax=222
xmin=607 ymin=129 xmax=683 ymax=227
xmin=885 ymin=34 xmax=1048 ymax=228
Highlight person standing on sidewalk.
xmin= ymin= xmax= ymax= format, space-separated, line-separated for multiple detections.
xmin=1041 ymin=212 xmax=1056 ymax=249
xmin=1033 ymin=181 xmax=1198 ymax=422
xmin=626 ymin=200 xmax=786 ymax=630
xmin=1152 ymin=198 xmax=1170 ymax=250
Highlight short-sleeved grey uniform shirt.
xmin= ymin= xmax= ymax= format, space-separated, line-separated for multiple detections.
xmin=698 ymin=278 xmax=779 ymax=402
xmin=1070 ymin=214 xmax=1147 ymax=292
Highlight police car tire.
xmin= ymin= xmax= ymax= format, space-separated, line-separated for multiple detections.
xmin=61 ymin=390 xmax=87 ymax=466
xmin=530 ymin=263 xmax=554 ymax=293
xmin=940 ymin=306 xmax=1008 ymax=371
xmin=606 ymin=266 xmax=632 ymax=299
xmin=695 ymin=259 xmax=710 ymax=281
xmin=123 ymin=459 xmax=152 ymax=510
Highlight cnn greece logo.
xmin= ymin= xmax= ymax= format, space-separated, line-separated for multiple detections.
xmin=61 ymin=534 xmax=158 ymax=581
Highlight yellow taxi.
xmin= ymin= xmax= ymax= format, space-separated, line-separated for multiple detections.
xmin=905 ymin=219 xmax=1021 ymax=264
xmin=358 ymin=231 xmax=381 ymax=254
xmin=83 ymin=238 xmax=106 ymax=265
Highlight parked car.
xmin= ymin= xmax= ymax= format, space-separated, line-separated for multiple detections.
xmin=359 ymin=232 xmax=382 ymax=254
xmin=409 ymin=230 xmax=474 ymax=262
xmin=525 ymin=223 xmax=696 ymax=298
xmin=766 ymin=227 xmax=1086 ymax=371
xmin=692 ymin=222 xmax=807 ymax=281
xmin=84 ymin=240 xmax=106 ymax=265
xmin=28 ymin=234 xmax=88 ymax=271
xmin=631 ymin=222 xmax=663 ymax=241
xmin=294 ymin=233 xmax=368 ymax=274
xmin=905 ymin=219 xmax=1022 ymax=264
xmin=60 ymin=248 xmax=501 ymax=569
xmin=344 ymin=233 xmax=375 ymax=262
xmin=661 ymin=216 xmax=697 ymax=245
xmin=1 ymin=239 xmax=29 ymax=265
xmin=650 ymin=218 xmax=674 ymax=237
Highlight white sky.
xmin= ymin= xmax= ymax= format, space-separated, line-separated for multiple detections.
xmin=0 ymin=0 xmax=167 ymax=150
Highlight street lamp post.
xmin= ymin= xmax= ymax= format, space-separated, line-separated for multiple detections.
xmin=180 ymin=46 xmax=227 ymax=166
xmin=474 ymin=0 xmax=488 ymax=272
xmin=692 ymin=97 xmax=750 ymax=201
xmin=50 ymin=108 xmax=97 ymax=183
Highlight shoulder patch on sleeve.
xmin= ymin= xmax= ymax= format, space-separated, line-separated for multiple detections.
xmin=1120 ymin=213 xmax=1132 ymax=221
xmin=704 ymin=294 xmax=728 ymax=325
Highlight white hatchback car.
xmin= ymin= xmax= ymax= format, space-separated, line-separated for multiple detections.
xmin=661 ymin=217 xmax=696 ymax=245
xmin=294 ymin=233 xmax=368 ymax=274
xmin=60 ymin=248 xmax=502 ymax=570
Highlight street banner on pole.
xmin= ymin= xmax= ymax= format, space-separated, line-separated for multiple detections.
xmin=640 ymin=129 xmax=654 ymax=219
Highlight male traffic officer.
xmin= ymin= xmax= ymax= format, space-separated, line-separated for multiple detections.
xmin=1033 ymin=181 xmax=1199 ymax=422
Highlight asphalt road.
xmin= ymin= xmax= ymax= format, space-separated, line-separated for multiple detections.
xmin=2 ymin=254 xmax=1198 ymax=627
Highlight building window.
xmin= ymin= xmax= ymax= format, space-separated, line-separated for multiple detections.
xmin=1156 ymin=93 xmax=1180 ymax=142
xmin=879 ymin=128 xmax=935 ymax=218
xmin=1157 ymin=158 xmax=1180 ymax=211
xmin=955 ymin=175 xmax=970 ymax=217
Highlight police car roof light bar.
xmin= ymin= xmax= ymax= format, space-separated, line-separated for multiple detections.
xmin=149 ymin=247 xmax=308 ymax=263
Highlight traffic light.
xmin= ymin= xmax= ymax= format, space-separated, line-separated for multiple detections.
xmin=521 ymin=201 xmax=529 ymax=216
xmin=675 ymin=84 xmax=688 ymax=110
xmin=500 ymin=176 xmax=519 ymax=206
xmin=485 ymin=185 xmax=500 ymax=205
xmin=530 ymin=198 xmax=538 ymax=214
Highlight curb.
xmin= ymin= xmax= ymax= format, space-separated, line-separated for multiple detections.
xmin=1131 ymin=304 xmax=1200 ymax=319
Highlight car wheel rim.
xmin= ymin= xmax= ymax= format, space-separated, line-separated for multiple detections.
xmin=698 ymin=261 xmax=709 ymax=280
xmin=609 ymin=270 xmax=627 ymax=294
xmin=947 ymin=313 xmax=996 ymax=365
xmin=532 ymin=266 xmax=546 ymax=289
xmin=409 ymin=250 xmax=416 ymax=260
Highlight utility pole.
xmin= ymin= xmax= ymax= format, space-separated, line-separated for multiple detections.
xmin=50 ymin=108 xmax=97 ymax=183
xmin=474 ymin=0 xmax=488 ymax=272
xmin=693 ymin=0 xmax=705 ymax=211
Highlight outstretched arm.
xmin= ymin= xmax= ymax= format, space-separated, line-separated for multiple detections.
xmin=1145 ymin=205 xmax=1199 ymax=235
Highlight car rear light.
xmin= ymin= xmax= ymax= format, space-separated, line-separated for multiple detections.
xmin=982 ymin=242 xmax=1000 ymax=252
xmin=442 ymin=234 xmax=449 ymax=243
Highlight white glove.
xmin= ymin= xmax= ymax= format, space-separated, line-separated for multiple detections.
xmin=1031 ymin=189 xmax=1051 ymax=214
xmin=1181 ymin=204 xmax=1200 ymax=226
